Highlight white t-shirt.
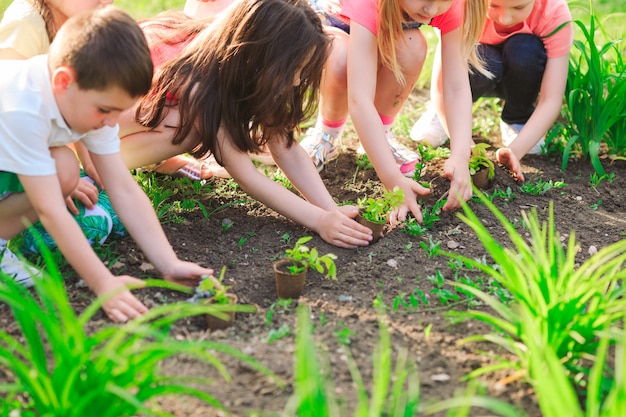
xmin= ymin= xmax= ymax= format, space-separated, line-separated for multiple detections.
xmin=0 ymin=0 xmax=49 ymax=58
xmin=0 ymin=55 xmax=120 ymax=176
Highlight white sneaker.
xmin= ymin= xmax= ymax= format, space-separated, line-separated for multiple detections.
xmin=410 ymin=105 xmax=448 ymax=147
xmin=500 ymin=120 xmax=544 ymax=155
xmin=356 ymin=131 xmax=421 ymax=177
xmin=0 ymin=245 xmax=41 ymax=288
xmin=300 ymin=127 xmax=339 ymax=172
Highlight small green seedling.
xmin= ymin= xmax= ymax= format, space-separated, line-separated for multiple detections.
xmin=468 ymin=143 xmax=495 ymax=179
xmin=282 ymin=236 xmax=337 ymax=279
xmin=357 ymin=186 xmax=405 ymax=224
xmin=188 ymin=266 xmax=234 ymax=305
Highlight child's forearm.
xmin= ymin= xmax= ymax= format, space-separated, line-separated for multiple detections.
xmin=107 ymin=183 xmax=180 ymax=274
xmin=20 ymin=175 xmax=120 ymax=295
xmin=236 ymin=166 xmax=329 ymax=233
xmin=37 ymin=207 xmax=119 ymax=295
xmin=269 ymin=142 xmax=337 ymax=211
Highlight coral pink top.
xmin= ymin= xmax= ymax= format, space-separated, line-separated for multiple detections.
xmin=141 ymin=24 xmax=194 ymax=68
xmin=480 ymin=0 xmax=573 ymax=58
xmin=329 ymin=0 xmax=463 ymax=36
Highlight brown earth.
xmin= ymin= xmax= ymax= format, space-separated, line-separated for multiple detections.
xmin=4 ymin=99 xmax=626 ymax=416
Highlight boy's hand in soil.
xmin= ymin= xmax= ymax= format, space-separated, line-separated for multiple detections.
xmin=496 ymin=148 xmax=524 ymax=181
xmin=161 ymin=261 xmax=213 ymax=287
xmin=317 ymin=206 xmax=373 ymax=249
xmin=96 ymin=276 xmax=148 ymax=323
xmin=443 ymin=155 xmax=472 ymax=211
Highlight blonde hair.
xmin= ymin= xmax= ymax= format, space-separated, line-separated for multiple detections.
xmin=28 ymin=0 xmax=57 ymax=41
xmin=378 ymin=0 xmax=489 ymax=85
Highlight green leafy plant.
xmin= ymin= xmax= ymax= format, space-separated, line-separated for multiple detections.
xmin=468 ymin=143 xmax=495 ymax=178
xmin=525 ymin=325 xmax=626 ymax=417
xmin=284 ymin=304 xmax=522 ymax=417
xmin=416 ymin=142 xmax=451 ymax=162
xmin=221 ymin=218 xmax=234 ymax=232
xmin=443 ymin=190 xmax=626 ymax=391
xmin=355 ymin=153 xmax=374 ymax=170
xmin=357 ymin=186 xmax=405 ymax=224
xmin=188 ymin=266 xmax=236 ymax=306
xmin=518 ymin=178 xmax=567 ymax=195
xmin=554 ymin=8 xmax=626 ymax=176
xmin=281 ymin=236 xmax=337 ymax=279
xmin=0 ymin=243 xmax=273 ymax=416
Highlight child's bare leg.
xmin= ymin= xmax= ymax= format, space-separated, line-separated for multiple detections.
xmin=374 ymin=28 xmax=426 ymax=116
xmin=0 ymin=146 xmax=79 ymax=238
xmin=319 ymin=27 xmax=350 ymax=121
xmin=300 ymin=28 xmax=350 ymax=171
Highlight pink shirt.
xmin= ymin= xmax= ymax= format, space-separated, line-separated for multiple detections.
xmin=331 ymin=0 xmax=462 ymax=36
xmin=480 ymin=0 xmax=573 ymax=58
xmin=141 ymin=23 xmax=193 ymax=68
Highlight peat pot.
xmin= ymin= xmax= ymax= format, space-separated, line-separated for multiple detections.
xmin=471 ymin=167 xmax=490 ymax=190
xmin=273 ymin=259 xmax=307 ymax=299
xmin=205 ymin=293 xmax=238 ymax=331
xmin=355 ymin=212 xmax=386 ymax=244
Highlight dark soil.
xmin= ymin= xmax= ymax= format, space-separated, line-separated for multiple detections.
xmin=4 ymin=99 xmax=626 ymax=416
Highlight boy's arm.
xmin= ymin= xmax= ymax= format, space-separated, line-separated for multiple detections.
xmin=215 ymin=130 xmax=372 ymax=248
xmin=497 ymin=55 xmax=569 ymax=180
xmin=89 ymin=151 xmax=212 ymax=285
xmin=18 ymin=173 xmax=148 ymax=322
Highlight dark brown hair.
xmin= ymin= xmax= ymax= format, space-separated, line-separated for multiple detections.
xmin=135 ymin=0 xmax=331 ymax=162
xmin=48 ymin=7 xmax=153 ymax=97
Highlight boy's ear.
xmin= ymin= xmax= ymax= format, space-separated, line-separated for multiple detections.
xmin=51 ymin=66 xmax=77 ymax=94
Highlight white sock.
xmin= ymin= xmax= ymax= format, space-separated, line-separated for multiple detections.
xmin=315 ymin=118 xmax=346 ymax=141
xmin=0 ymin=238 xmax=7 ymax=249
xmin=383 ymin=123 xmax=393 ymax=135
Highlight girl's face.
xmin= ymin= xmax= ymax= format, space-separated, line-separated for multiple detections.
xmin=49 ymin=0 xmax=114 ymax=21
xmin=487 ymin=0 xmax=535 ymax=28
xmin=399 ymin=0 xmax=455 ymax=24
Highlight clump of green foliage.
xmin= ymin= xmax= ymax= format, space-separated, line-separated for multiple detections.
xmin=552 ymin=8 xmax=626 ymax=176
xmin=282 ymin=236 xmax=337 ymax=279
xmin=188 ymin=266 xmax=236 ymax=305
xmin=468 ymin=143 xmax=495 ymax=179
xmin=0 ymin=243 xmax=271 ymax=416
xmin=444 ymin=190 xmax=626 ymax=395
xmin=357 ymin=186 xmax=405 ymax=224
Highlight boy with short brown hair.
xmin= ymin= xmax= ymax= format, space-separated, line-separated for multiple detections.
xmin=0 ymin=6 xmax=213 ymax=322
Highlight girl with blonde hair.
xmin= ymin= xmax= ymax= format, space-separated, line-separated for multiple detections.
xmin=302 ymin=0 xmax=489 ymax=222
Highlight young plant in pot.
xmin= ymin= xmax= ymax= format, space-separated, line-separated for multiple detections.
xmin=273 ymin=236 xmax=337 ymax=300
xmin=469 ymin=143 xmax=495 ymax=189
xmin=356 ymin=186 xmax=404 ymax=243
xmin=188 ymin=266 xmax=239 ymax=331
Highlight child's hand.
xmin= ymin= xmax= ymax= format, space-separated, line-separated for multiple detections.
xmin=443 ymin=156 xmax=472 ymax=211
xmin=161 ymin=261 xmax=213 ymax=287
xmin=496 ymin=148 xmax=524 ymax=181
xmin=392 ymin=178 xmax=430 ymax=223
xmin=97 ymin=276 xmax=148 ymax=323
xmin=317 ymin=206 xmax=373 ymax=249
xmin=66 ymin=178 xmax=99 ymax=214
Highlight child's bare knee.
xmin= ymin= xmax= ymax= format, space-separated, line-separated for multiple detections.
xmin=325 ymin=31 xmax=349 ymax=89
xmin=50 ymin=146 xmax=80 ymax=196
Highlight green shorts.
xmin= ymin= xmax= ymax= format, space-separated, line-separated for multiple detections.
xmin=0 ymin=171 xmax=25 ymax=201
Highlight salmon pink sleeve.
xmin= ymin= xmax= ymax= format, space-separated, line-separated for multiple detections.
xmin=429 ymin=0 xmax=463 ymax=34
